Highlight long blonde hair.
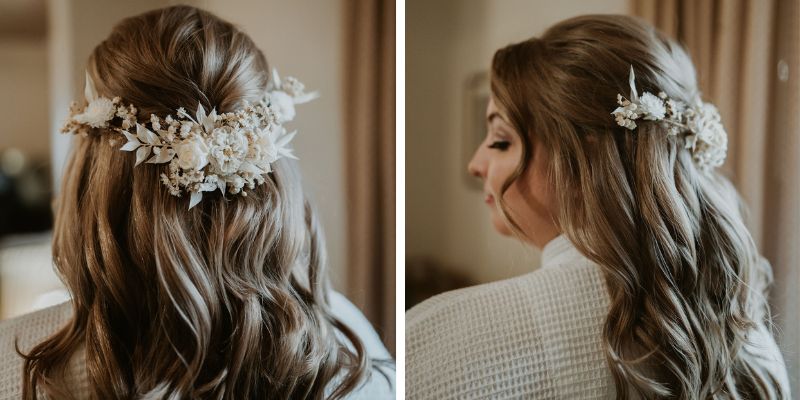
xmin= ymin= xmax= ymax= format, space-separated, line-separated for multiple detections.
xmin=491 ymin=15 xmax=787 ymax=399
xmin=20 ymin=5 xmax=376 ymax=399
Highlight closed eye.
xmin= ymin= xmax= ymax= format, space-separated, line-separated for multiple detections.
xmin=488 ymin=140 xmax=510 ymax=151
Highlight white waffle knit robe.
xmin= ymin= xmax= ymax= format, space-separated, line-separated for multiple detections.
xmin=406 ymin=234 xmax=789 ymax=399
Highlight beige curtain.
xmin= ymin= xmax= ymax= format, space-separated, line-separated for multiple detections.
xmin=343 ymin=0 xmax=396 ymax=353
xmin=634 ymin=0 xmax=800 ymax=393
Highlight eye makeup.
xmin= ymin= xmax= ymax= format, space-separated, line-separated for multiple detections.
xmin=485 ymin=110 xmax=514 ymax=151
xmin=488 ymin=140 xmax=511 ymax=151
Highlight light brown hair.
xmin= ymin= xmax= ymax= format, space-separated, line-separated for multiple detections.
xmin=20 ymin=5 xmax=380 ymax=399
xmin=491 ymin=14 xmax=788 ymax=399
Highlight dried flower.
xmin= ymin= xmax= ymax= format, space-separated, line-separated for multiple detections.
xmin=638 ymin=92 xmax=666 ymax=120
xmin=175 ymin=136 xmax=210 ymax=171
xmin=269 ymin=90 xmax=296 ymax=123
xmin=611 ymin=66 xmax=728 ymax=171
xmin=73 ymin=97 xmax=116 ymax=128
xmin=61 ymin=68 xmax=316 ymax=208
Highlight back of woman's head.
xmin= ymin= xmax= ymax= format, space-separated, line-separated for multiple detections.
xmin=22 ymin=5 xmax=371 ymax=399
xmin=490 ymin=14 xmax=786 ymax=398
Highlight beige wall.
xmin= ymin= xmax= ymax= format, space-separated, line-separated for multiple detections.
xmin=407 ymin=0 xmax=630 ymax=284
xmin=0 ymin=39 xmax=49 ymax=160
xmin=49 ymin=0 xmax=174 ymax=191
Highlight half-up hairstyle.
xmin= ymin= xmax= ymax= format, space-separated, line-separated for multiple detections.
xmin=490 ymin=14 xmax=788 ymax=399
xmin=20 ymin=5 xmax=376 ymax=399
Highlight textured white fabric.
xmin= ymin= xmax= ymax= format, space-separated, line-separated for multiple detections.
xmin=405 ymin=234 xmax=789 ymax=399
xmin=0 ymin=291 xmax=394 ymax=399
xmin=329 ymin=291 xmax=396 ymax=399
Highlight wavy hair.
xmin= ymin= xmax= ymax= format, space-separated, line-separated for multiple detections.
xmin=20 ymin=5 xmax=376 ymax=399
xmin=490 ymin=14 xmax=788 ymax=399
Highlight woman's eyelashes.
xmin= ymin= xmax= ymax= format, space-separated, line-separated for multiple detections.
xmin=488 ymin=140 xmax=511 ymax=151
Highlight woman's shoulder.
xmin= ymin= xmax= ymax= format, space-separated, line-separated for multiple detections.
xmin=0 ymin=302 xmax=74 ymax=399
xmin=329 ymin=291 xmax=392 ymax=360
xmin=328 ymin=291 xmax=395 ymax=399
xmin=0 ymin=301 xmax=72 ymax=350
xmin=407 ymin=260 xmax=609 ymax=328
xmin=405 ymin=261 xmax=614 ymax=399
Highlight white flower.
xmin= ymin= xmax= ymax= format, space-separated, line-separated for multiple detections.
xmin=269 ymin=126 xmax=298 ymax=160
xmin=208 ymin=126 xmax=249 ymax=175
xmin=687 ymin=103 xmax=721 ymax=139
xmin=269 ymin=90 xmax=296 ymax=123
xmin=179 ymin=122 xmax=194 ymax=137
xmin=611 ymin=104 xmax=639 ymax=130
xmin=612 ymin=92 xmax=665 ymax=129
xmin=116 ymin=106 xmax=129 ymax=119
xmin=687 ymin=102 xmax=727 ymax=169
xmin=638 ymin=92 xmax=666 ymax=120
xmin=229 ymin=174 xmax=245 ymax=192
xmin=282 ymin=76 xmax=306 ymax=97
xmin=174 ymin=136 xmax=210 ymax=171
xmin=694 ymin=140 xmax=727 ymax=169
xmin=150 ymin=114 xmax=162 ymax=131
xmin=250 ymin=128 xmax=279 ymax=165
xmin=198 ymin=174 xmax=222 ymax=193
xmin=73 ymin=97 xmax=116 ymax=128
xmin=665 ymin=99 xmax=683 ymax=121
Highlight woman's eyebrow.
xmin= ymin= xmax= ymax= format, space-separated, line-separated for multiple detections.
xmin=486 ymin=112 xmax=507 ymax=131
xmin=487 ymin=112 xmax=512 ymax=133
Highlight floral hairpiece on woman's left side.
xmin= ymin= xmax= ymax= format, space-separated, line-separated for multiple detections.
xmin=61 ymin=69 xmax=318 ymax=209
xmin=611 ymin=65 xmax=728 ymax=171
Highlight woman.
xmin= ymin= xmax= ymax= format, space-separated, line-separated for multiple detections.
xmin=406 ymin=14 xmax=789 ymax=399
xmin=0 ymin=6 xmax=393 ymax=399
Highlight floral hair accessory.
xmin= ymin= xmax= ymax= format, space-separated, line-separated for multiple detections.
xmin=61 ymin=69 xmax=318 ymax=209
xmin=611 ymin=66 xmax=728 ymax=171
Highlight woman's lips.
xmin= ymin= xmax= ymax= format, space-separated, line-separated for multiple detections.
xmin=484 ymin=193 xmax=495 ymax=205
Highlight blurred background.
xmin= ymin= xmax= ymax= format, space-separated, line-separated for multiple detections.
xmin=0 ymin=0 xmax=395 ymax=352
xmin=407 ymin=0 xmax=798 ymax=392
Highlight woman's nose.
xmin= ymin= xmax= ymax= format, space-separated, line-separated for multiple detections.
xmin=467 ymin=147 xmax=484 ymax=179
